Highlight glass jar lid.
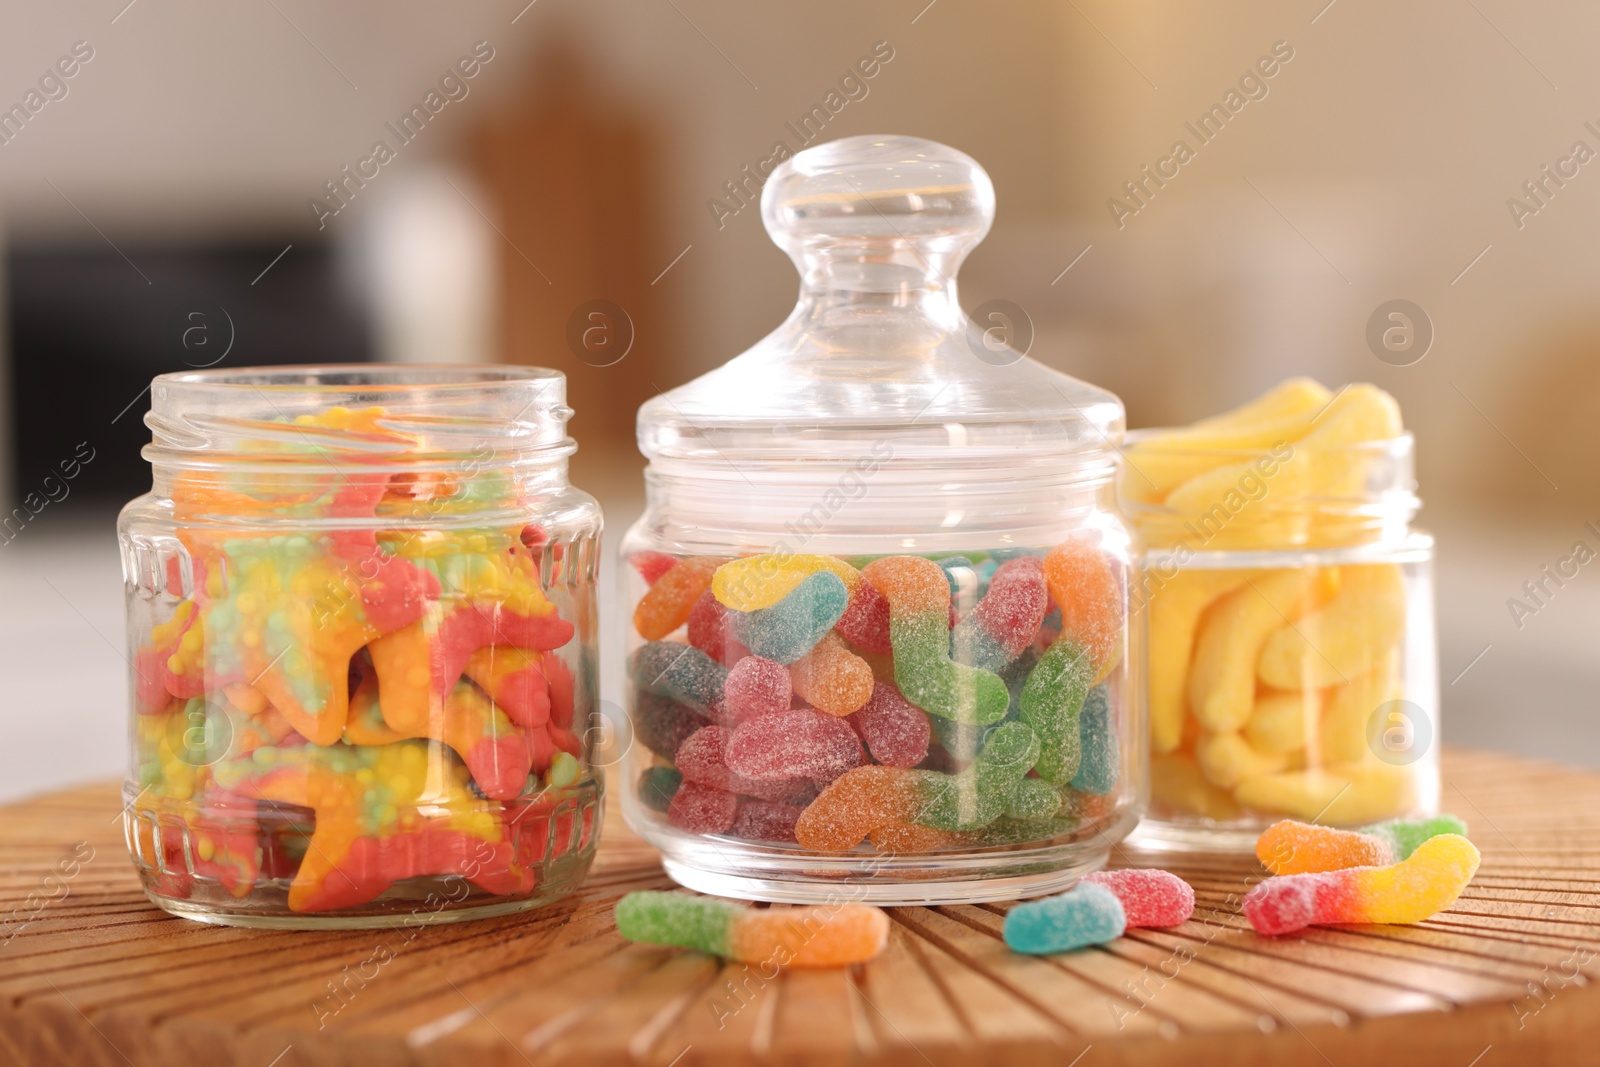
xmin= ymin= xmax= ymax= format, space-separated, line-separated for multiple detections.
xmin=638 ymin=135 xmax=1123 ymax=471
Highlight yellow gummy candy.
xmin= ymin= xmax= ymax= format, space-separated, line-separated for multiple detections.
xmin=1123 ymin=378 xmax=1333 ymax=499
xmin=1195 ymin=731 xmax=1290 ymax=790
xmin=1150 ymin=753 xmax=1241 ymax=821
xmin=1319 ymin=652 xmax=1399 ymax=764
xmin=1351 ymin=834 xmax=1480 ymax=924
xmin=1257 ymin=564 xmax=1406 ymax=690
xmin=1188 ymin=568 xmax=1316 ymax=733
xmin=1161 ymin=449 xmax=1311 ymax=549
xmin=1235 ymin=762 xmax=1414 ymax=825
xmin=1245 ymin=688 xmax=1321 ymax=755
xmin=1147 ymin=569 xmax=1252 ymax=754
xmin=711 ymin=554 xmax=860 ymax=612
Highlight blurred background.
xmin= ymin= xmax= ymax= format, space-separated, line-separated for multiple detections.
xmin=1 ymin=0 xmax=1594 ymax=801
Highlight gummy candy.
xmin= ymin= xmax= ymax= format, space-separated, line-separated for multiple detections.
xmin=730 ymin=801 xmax=806 ymax=843
xmin=711 ymin=554 xmax=861 ymax=613
xmin=1041 ymin=538 xmax=1125 ymax=679
xmin=1187 ymin=568 xmax=1315 ymax=734
xmin=1257 ymin=563 xmax=1407 ymax=690
xmin=639 ymin=766 xmax=683 ymax=812
xmin=951 ymin=556 xmax=1048 ymax=672
xmin=1244 ymin=834 xmax=1480 ymax=935
xmin=614 ymin=891 xmax=889 ymax=967
xmin=629 ymin=641 xmax=729 ymax=710
xmin=1257 ymin=814 xmax=1468 ymax=875
xmin=726 ymin=710 xmax=865 ymax=783
xmin=1146 ymin=569 xmax=1249 ymax=754
xmin=731 ymin=570 xmax=851 ymax=664
xmin=864 ymin=556 xmax=1008 ymax=725
xmin=674 ymin=725 xmax=816 ymax=802
xmin=634 ymin=557 xmax=724 ymax=641
xmin=1081 ymin=868 xmax=1194 ymax=926
xmin=835 ymin=578 xmax=893 ymax=655
xmin=795 ymin=765 xmax=935 ymax=852
xmin=917 ymin=722 xmax=1040 ymax=832
xmin=719 ymin=655 xmax=793 ymax=726
xmin=846 ymin=682 xmax=930 ymax=768
xmin=789 ymin=632 xmax=873 ymax=716
xmin=1069 ymin=683 xmax=1118 ymax=796
xmin=668 ymin=781 xmax=740 ymax=834
xmin=1019 ymin=638 xmax=1092 ymax=784
xmin=462 ymin=647 xmax=551 ymax=729
xmin=634 ymin=692 xmax=708 ymax=761
xmin=1005 ymin=777 xmax=1063 ymax=821
xmin=630 ymin=550 xmax=679 ymax=586
xmin=688 ymin=591 xmax=751 ymax=670
xmin=1003 ymin=881 xmax=1126 ymax=954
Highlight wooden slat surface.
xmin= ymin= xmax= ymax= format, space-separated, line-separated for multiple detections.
xmin=2 ymin=748 xmax=1599 ymax=1066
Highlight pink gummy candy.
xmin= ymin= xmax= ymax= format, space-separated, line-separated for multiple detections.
xmin=730 ymin=801 xmax=806 ymax=843
xmin=721 ymin=656 xmax=793 ymax=726
xmin=668 ymin=781 xmax=739 ymax=834
xmin=973 ymin=557 xmax=1050 ymax=660
xmin=847 ymin=682 xmax=931 ymax=769
xmin=675 ymin=724 xmax=815 ymax=803
xmin=632 ymin=551 xmax=679 ymax=586
xmin=1081 ymin=869 xmax=1194 ymax=927
xmin=688 ymin=590 xmax=751 ymax=666
xmin=726 ymin=710 xmax=866 ymax=784
xmin=835 ymin=580 xmax=893 ymax=654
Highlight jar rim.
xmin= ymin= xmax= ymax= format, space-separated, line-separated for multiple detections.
xmin=154 ymin=363 xmax=563 ymax=393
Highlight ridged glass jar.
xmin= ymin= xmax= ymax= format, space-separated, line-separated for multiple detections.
xmin=617 ymin=135 xmax=1146 ymax=904
xmin=119 ymin=366 xmax=602 ymax=927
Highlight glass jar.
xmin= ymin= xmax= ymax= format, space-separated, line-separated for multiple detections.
xmin=119 ymin=366 xmax=602 ymax=928
xmin=1121 ymin=397 xmax=1439 ymax=850
xmin=618 ymin=135 xmax=1144 ymax=904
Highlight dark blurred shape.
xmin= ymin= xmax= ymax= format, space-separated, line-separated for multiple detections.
xmin=469 ymin=30 xmax=679 ymax=493
xmin=6 ymin=241 xmax=372 ymax=517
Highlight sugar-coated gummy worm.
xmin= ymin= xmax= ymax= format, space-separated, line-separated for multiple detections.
xmin=711 ymin=554 xmax=861 ymax=613
xmin=1018 ymin=638 xmax=1092 ymax=785
xmin=615 ymin=891 xmax=889 ymax=967
xmin=1256 ymin=814 xmax=1468 ymax=875
xmin=862 ymin=556 xmax=1009 ymax=726
xmin=1003 ymin=881 xmax=1126 ymax=954
xmin=1243 ymin=833 xmax=1480 ymax=935
xmin=1081 ymin=869 xmax=1194 ymax=927
xmin=730 ymin=570 xmax=851 ymax=664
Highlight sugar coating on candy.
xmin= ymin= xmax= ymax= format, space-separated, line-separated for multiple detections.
xmin=1069 ymin=683 xmax=1118 ymax=796
xmin=720 ymin=656 xmax=793 ymax=726
xmin=712 ymin=554 xmax=861 ymax=612
xmin=638 ymin=766 xmax=683 ymax=812
xmin=917 ymin=722 xmax=1041 ymax=832
xmin=789 ymin=632 xmax=874 ymax=716
xmin=1019 ymin=638 xmax=1093 ymax=784
xmin=731 ymin=570 xmax=851 ymax=664
xmin=1005 ymin=777 xmax=1062 ymax=821
xmin=1041 ymin=538 xmax=1125 ymax=677
xmin=1364 ymin=814 xmax=1468 ymax=861
xmin=1256 ymin=820 xmax=1392 ymax=875
xmin=952 ymin=556 xmax=1049 ymax=672
xmin=864 ymin=556 xmax=1009 ymax=725
xmin=1082 ymin=869 xmax=1194 ymax=927
xmin=629 ymin=641 xmax=729 ymax=710
xmin=635 ymin=557 xmax=724 ymax=641
xmin=634 ymin=692 xmax=707 ymax=760
xmin=615 ymin=891 xmax=743 ymax=956
xmin=687 ymin=590 xmax=750 ymax=667
xmin=795 ymin=765 xmax=935 ymax=852
xmin=1004 ymin=881 xmax=1126 ymax=954
xmin=869 ymin=821 xmax=964 ymax=853
xmin=668 ymin=781 xmax=740 ymax=834
xmin=729 ymin=904 xmax=890 ymax=968
xmin=674 ymin=724 xmax=815 ymax=801
xmin=726 ymin=710 xmax=865 ymax=783
xmin=835 ymin=579 xmax=892 ymax=655
xmin=1243 ymin=834 xmax=1480 ymax=935
xmin=730 ymin=801 xmax=805 ymax=843
xmin=847 ymin=682 xmax=931 ymax=768
xmin=631 ymin=551 xmax=680 ymax=586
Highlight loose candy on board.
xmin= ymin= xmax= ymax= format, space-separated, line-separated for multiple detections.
xmin=615 ymin=891 xmax=889 ymax=967
xmin=1003 ymin=881 xmax=1126 ymax=954
xmin=1244 ymin=834 xmax=1480 ymax=935
xmin=1081 ymin=868 xmax=1195 ymax=927
xmin=1256 ymin=814 xmax=1468 ymax=875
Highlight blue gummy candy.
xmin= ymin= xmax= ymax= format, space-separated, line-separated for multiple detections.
xmin=1004 ymin=881 xmax=1126 ymax=954
xmin=628 ymin=642 xmax=728 ymax=709
xmin=1069 ymin=683 xmax=1119 ymax=796
xmin=730 ymin=570 xmax=849 ymax=663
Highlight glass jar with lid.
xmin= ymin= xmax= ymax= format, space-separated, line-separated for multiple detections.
xmin=1120 ymin=380 xmax=1440 ymax=850
xmin=120 ymin=366 xmax=602 ymax=927
xmin=618 ymin=135 xmax=1145 ymax=903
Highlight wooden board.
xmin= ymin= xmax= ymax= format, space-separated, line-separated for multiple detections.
xmin=2 ymin=748 xmax=1598 ymax=1066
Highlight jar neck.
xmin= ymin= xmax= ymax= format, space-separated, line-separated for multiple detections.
xmin=641 ymin=455 xmax=1117 ymax=554
xmin=793 ymin=251 xmax=966 ymax=333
